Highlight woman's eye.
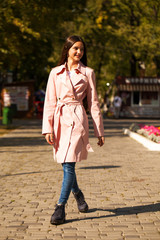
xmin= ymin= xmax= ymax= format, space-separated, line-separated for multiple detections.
xmin=73 ymin=47 xmax=84 ymax=51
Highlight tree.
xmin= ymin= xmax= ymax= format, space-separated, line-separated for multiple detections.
xmin=0 ymin=0 xmax=87 ymax=88
xmin=1 ymin=0 xmax=160 ymax=94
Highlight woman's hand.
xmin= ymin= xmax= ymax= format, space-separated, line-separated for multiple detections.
xmin=97 ymin=136 xmax=105 ymax=147
xmin=45 ymin=133 xmax=54 ymax=145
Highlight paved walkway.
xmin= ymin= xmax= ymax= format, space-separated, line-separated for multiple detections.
xmin=0 ymin=118 xmax=160 ymax=240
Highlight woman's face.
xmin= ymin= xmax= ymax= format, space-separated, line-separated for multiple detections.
xmin=68 ymin=41 xmax=84 ymax=63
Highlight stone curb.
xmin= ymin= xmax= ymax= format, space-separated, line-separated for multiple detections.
xmin=123 ymin=128 xmax=160 ymax=151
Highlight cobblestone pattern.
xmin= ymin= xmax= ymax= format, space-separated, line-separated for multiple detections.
xmin=0 ymin=118 xmax=160 ymax=240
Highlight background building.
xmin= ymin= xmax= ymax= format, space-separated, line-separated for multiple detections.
xmin=116 ymin=76 xmax=160 ymax=118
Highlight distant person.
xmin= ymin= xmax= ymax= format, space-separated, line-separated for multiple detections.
xmin=113 ymin=94 xmax=122 ymax=118
xmin=102 ymin=93 xmax=110 ymax=117
xmin=105 ymin=93 xmax=110 ymax=112
xmin=42 ymin=35 xmax=105 ymax=225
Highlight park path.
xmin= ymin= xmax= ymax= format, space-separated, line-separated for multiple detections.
xmin=0 ymin=118 xmax=160 ymax=240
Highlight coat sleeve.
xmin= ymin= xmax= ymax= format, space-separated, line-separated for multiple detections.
xmin=42 ymin=69 xmax=57 ymax=135
xmin=86 ymin=69 xmax=104 ymax=137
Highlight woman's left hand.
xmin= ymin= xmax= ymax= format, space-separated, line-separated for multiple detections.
xmin=97 ymin=136 xmax=105 ymax=147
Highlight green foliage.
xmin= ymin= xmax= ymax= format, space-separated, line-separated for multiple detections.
xmin=0 ymin=0 xmax=160 ymax=93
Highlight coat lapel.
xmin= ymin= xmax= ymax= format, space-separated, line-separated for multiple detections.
xmin=66 ymin=71 xmax=75 ymax=93
xmin=56 ymin=62 xmax=87 ymax=91
xmin=56 ymin=64 xmax=68 ymax=87
xmin=71 ymin=62 xmax=87 ymax=86
xmin=71 ymin=72 xmax=88 ymax=87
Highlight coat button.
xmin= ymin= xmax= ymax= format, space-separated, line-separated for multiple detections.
xmin=72 ymin=97 xmax=75 ymax=100
xmin=58 ymin=97 xmax=61 ymax=100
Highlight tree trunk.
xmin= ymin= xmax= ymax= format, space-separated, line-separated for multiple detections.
xmin=97 ymin=50 xmax=104 ymax=81
xmin=154 ymin=56 xmax=160 ymax=77
xmin=130 ymin=54 xmax=137 ymax=77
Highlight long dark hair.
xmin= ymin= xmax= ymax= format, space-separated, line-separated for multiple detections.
xmin=57 ymin=35 xmax=87 ymax=66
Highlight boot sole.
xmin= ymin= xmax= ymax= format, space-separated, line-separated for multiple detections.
xmin=50 ymin=217 xmax=65 ymax=225
xmin=79 ymin=206 xmax=89 ymax=213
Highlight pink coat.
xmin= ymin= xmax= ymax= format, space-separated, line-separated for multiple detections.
xmin=42 ymin=62 xmax=104 ymax=163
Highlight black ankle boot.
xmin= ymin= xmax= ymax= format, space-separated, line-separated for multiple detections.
xmin=50 ymin=204 xmax=65 ymax=225
xmin=73 ymin=190 xmax=88 ymax=213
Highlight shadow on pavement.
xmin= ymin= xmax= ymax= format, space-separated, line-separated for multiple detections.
xmin=66 ymin=202 xmax=160 ymax=223
xmin=90 ymin=203 xmax=160 ymax=215
xmin=79 ymin=165 xmax=121 ymax=170
xmin=0 ymin=149 xmax=50 ymax=153
xmin=0 ymin=136 xmax=46 ymax=147
xmin=0 ymin=169 xmax=61 ymax=178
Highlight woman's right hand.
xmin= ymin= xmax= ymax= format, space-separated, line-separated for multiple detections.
xmin=97 ymin=136 xmax=105 ymax=147
xmin=45 ymin=133 xmax=54 ymax=145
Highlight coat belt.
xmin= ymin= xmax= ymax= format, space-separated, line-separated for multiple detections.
xmin=55 ymin=99 xmax=82 ymax=124
xmin=53 ymin=99 xmax=87 ymax=162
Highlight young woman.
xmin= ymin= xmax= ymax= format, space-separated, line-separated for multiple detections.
xmin=42 ymin=35 xmax=105 ymax=225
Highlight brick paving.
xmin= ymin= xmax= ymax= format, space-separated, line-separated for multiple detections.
xmin=0 ymin=118 xmax=160 ymax=240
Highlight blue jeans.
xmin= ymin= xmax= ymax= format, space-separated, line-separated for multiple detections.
xmin=58 ymin=162 xmax=80 ymax=205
